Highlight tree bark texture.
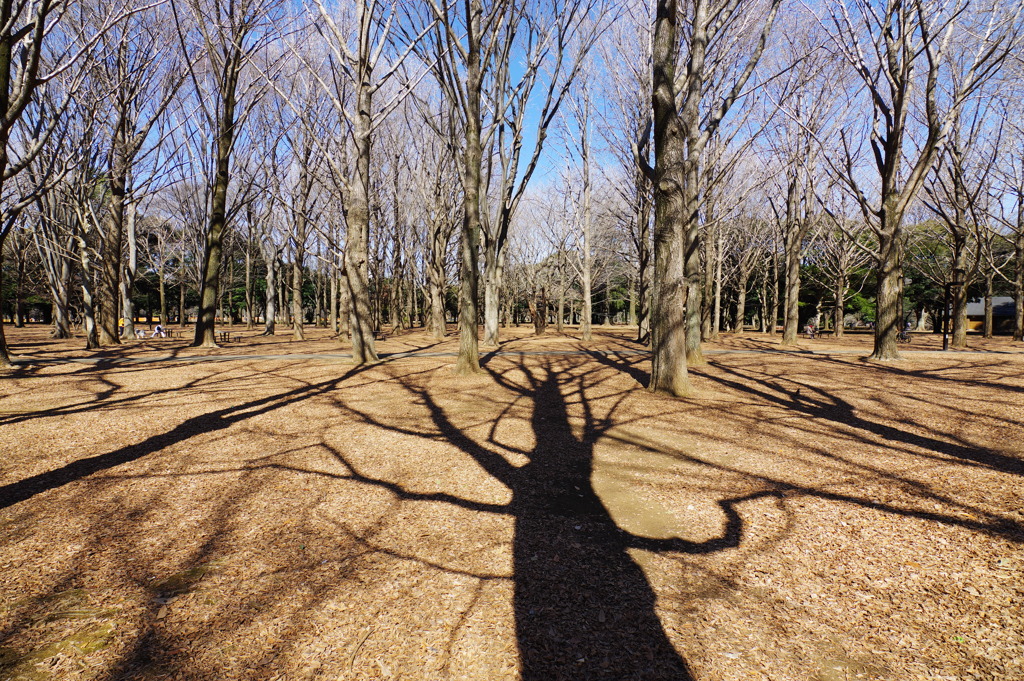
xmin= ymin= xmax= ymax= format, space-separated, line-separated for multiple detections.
xmin=193 ymin=50 xmax=241 ymax=348
xmin=345 ymin=79 xmax=380 ymax=365
xmin=1014 ymin=230 xmax=1023 ymax=342
xmin=636 ymin=169 xmax=652 ymax=344
xmin=870 ymin=206 xmax=903 ymax=360
xmin=454 ymin=1 xmax=484 ymax=375
xmin=97 ymin=139 xmax=129 ymax=346
xmin=647 ymin=0 xmax=691 ymax=396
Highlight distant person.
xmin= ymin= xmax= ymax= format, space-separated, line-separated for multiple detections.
xmin=135 ymin=328 xmax=146 ymax=339
xmin=152 ymin=324 xmax=166 ymax=338
xmin=805 ymin=323 xmax=816 ymax=339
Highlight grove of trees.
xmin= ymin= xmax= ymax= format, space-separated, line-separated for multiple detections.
xmin=3 ymin=0 xmax=1024 ymax=396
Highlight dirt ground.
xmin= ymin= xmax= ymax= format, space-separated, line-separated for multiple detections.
xmin=1 ymin=324 xmax=1022 ymax=681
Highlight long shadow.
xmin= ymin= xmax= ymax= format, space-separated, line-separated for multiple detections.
xmin=585 ymin=348 xmax=651 ymax=387
xmin=330 ymin=358 xmax=711 ymax=677
xmin=703 ymin=361 xmax=1024 ymax=478
xmin=574 ymin=349 xmax=1024 ymax=541
xmin=590 ymin=347 xmax=1024 ymax=478
xmin=508 ymin=361 xmax=694 ymax=679
xmin=815 ymin=352 xmax=1024 ymax=396
xmin=0 ymin=365 xmax=373 ymax=510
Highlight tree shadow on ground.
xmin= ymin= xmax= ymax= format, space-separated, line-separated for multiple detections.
xmin=316 ymin=354 xmax=720 ymax=677
xmin=703 ymin=359 xmax=1024 ymax=478
xmin=504 ymin=360 xmax=694 ymax=679
xmin=7 ymin=345 xmax=1022 ymax=679
xmin=338 ymin=356 xmax=790 ymax=679
xmin=589 ymin=350 xmax=1024 ymax=543
xmin=0 ymin=364 xmax=372 ymax=510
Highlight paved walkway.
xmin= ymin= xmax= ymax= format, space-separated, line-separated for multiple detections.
xmin=9 ymin=346 xmax=1021 ymax=367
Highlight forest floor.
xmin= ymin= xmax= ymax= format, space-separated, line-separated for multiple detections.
xmin=1 ymin=324 xmax=1022 ymax=681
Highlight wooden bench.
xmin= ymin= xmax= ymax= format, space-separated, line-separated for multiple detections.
xmin=218 ymin=331 xmax=242 ymax=344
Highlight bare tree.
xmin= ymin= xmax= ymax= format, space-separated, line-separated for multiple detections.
xmin=761 ymin=20 xmax=836 ymax=345
xmin=561 ymin=70 xmax=598 ymax=341
xmin=89 ymin=2 xmax=187 ymax=345
xmin=821 ymin=0 xmax=1024 ymax=359
xmin=595 ymin=0 xmax=652 ymax=343
xmin=922 ymin=99 xmax=1000 ymax=347
xmin=642 ymin=0 xmax=780 ymax=394
xmin=0 ymin=0 xmax=130 ymax=365
xmin=808 ymin=188 xmax=873 ymax=337
xmin=417 ymin=0 xmax=603 ymax=372
xmin=176 ymin=0 xmax=277 ymax=348
xmin=991 ymin=112 xmax=1024 ymax=341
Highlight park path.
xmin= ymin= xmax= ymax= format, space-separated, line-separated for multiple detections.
xmin=10 ymin=346 xmax=1021 ymax=366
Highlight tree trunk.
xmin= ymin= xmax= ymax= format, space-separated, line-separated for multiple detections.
xmin=262 ymin=250 xmax=278 ymax=335
xmin=648 ymin=0 xmax=691 ymax=396
xmin=781 ymin=177 xmax=802 ymax=345
xmin=120 ymin=201 xmax=138 ymax=339
xmin=225 ymin=255 xmax=234 ymax=327
xmin=292 ymin=252 xmax=305 ymax=340
xmin=345 ymin=74 xmax=379 ymax=365
xmin=951 ymin=244 xmax=968 ymax=349
xmin=97 ymin=145 xmax=129 ymax=346
xmin=482 ymin=247 xmax=502 ymax=346
xmin=834 ymin=270 xmax=846 ymax=339
xmin=329 ymin=253 xmax=339 ymax=334
xmin=389 ymin=235 xmax=401 ymax=330
xmin=76 ymin=236 xmax=100 ymax=350
xmin=279 ymin=264 xmax=288 ymax=325
xmin=604 ymin=276 xmax=611 ymax=325
xmin=768 ymin=247 xmax=780 ymax=335
xmin=532 ymin=286 xmax=547 ymax=335
xmin=338 ymin=264 xmax=351 ymax=337
xmin=1015 ymin=231 xmax=1023 ymax=342
xmin=194 ymin=56 xmax=241 ymax=348
xmin=0 ymin=246 xmax=9 ymax=366
xmin=781 ymin=243 xmax=800 ymax=345
xmin=557 ymin=259 xmax=566 ymax=333
xmin=578 ymin=142 xmax=595 ymax=340
xmin=158 ymin=260 xmax=167 ymax=326
xmin=983 ymin=272 xmax=993 ymax=338
xmin=683 ymin=231 xmax=703 ymax=363
xmin=13 ymin=243 xmax=25 ymax=327
xmin=291 ymin=198 xmax=308 ymax=341
xmin=178 ymin=280 xmax=186 ymax=327
xmin=627 ymin=273 xmax=636 ymax=326
xmin=0 ymin=309 xmax=8 ymax=367
xmin=245 ymin=237 xmax=254 ymax=330
xmin=636 ymin=169 xmax=652 ymax=345
xmin=455 ymin=5 xmax=484 ymax=375
xmin=915 ymin=303 xmax=929 ymax=332
xmin=870 ymin=210 xmax=903 ymax=360
xmin=581 ymin=263 xmax=592 ymax=341
xmin=701 ymin=220 xmax=713 ymax=340
xmin=734 ymin=266 xmax=749 ymax=334
xmin=54 ymin=249 xmax=72 ymax=338
xmin=712 ymin=229 xmax=723 ymax=337
xmin=404 ymin=238 xmax=414 ymax=329
xmin=428 ymin=217 xmax=447 ymax=340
